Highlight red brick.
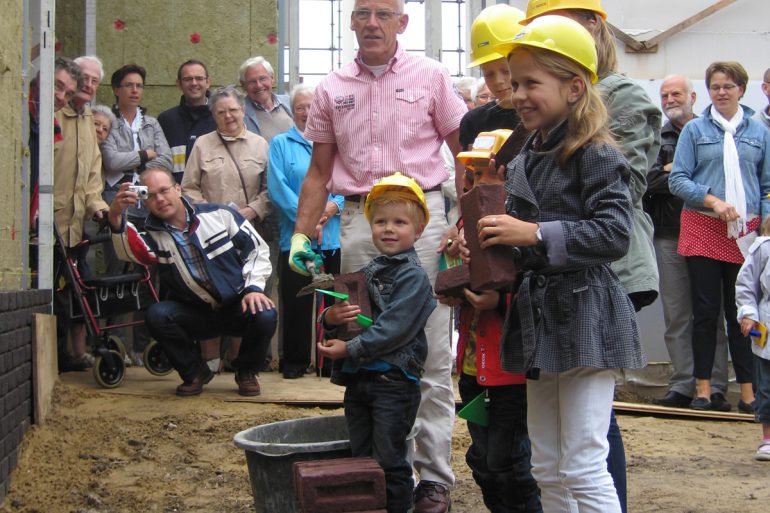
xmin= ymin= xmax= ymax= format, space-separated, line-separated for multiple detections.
xmin=294 ymin=457 xmax=386 ymax=513
xmin=460 ymin=184 xmax=518 ymax=290
xmin=332 ymin=273 xmax=372 ymax=340
xmin=434 ymin=265 xmax=470 ymax=298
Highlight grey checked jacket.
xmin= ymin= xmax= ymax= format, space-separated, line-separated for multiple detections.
xmin=500 ymin=124 xmax=647 ymax=374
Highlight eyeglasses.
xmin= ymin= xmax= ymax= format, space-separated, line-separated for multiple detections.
xmin=181 ymin=76 xmax=208 ymax=83
xmin=476 ymin=94 xmax=492 ymax=101
xmin=245 ymin=76 xmax=272 ymax=87
xmin=709 ymin=83 xmax=738 ymax=93
xmin=214 ymin=107 xmax=243 ymax=117
xmin=119 ymin=82 xmax=144 ymax=90
xmin=352 ymin=9 xmax=401 ymax=22
xmin=147 ymin=186 xmax=176 ymax=201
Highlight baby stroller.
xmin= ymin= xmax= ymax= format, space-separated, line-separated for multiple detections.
xmin=53 ymin=225 xmax=172 ymax=387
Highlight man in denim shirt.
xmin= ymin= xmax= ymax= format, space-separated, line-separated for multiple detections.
xmin=319 ymin=173 xmax=436 ymax=513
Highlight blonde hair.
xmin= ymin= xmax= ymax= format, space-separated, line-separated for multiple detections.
xmin=510 ymin=46 xmax=614 ymax=166
xmin=570 ymin=9 xmax=617 ymax=78
xmin=367 ymin=196 xmax=426 ymax=227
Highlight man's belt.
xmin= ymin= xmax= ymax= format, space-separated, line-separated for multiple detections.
xmin=345 ymin=184 xmax=443 ymax=203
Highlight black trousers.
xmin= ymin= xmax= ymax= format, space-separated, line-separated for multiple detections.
xmin=278 ymin=249 xmax=340 ymax=373
xmin=686 ymin=255 xmax=753 ymax=383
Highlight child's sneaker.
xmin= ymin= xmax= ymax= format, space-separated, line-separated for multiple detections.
xmin=755 ymin=440 xmax=770 ymax=461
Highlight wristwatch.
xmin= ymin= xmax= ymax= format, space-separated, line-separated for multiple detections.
xmin=535 ymin=224 xmax=543 ymax=243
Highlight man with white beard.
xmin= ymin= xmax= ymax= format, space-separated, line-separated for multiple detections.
xmin=644 ymin=75 xmax=730 ymax=409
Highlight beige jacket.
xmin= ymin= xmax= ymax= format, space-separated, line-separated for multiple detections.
xmin=54 ymin=105 xmax=109 ymax=247
xmin=181 ymin=129 xmax=270 ymax=221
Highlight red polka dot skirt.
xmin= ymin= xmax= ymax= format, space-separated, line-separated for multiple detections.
xmin=678 ymin=209 xmax=759 ymax=264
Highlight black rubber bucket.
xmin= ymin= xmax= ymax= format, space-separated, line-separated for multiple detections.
xmin=233 ymin=415 xmax=351 ymax=513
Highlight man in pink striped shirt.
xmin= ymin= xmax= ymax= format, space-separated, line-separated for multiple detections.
xmin=291 ymin=2 xmax=465 ymax=512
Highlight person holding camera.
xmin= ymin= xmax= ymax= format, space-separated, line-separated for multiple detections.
xmin=107 ymin=167 xmax=276 ymax=397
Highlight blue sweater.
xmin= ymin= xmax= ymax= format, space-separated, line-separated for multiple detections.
xmin=268 ymin=126 xmax=343 ymax=251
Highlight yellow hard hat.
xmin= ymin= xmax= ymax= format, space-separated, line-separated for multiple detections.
xmin=522 ymin=0 xmax=607 ymax=25
xmin=468 ymin=5 xmax=526 ymax=68
xmin=496 ymin=15 xmax=598 ymax=84
xmin=457 ymin=129 xmax=513 ymax=169
xmin=365 ymin=172 xmax=430 ymax=224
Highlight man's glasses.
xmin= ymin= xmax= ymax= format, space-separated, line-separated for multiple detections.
xmin=147 ymin=186 xmax=176 ymax=201
xmin=181 ymin=76 xmax=208 ymax=83
xmin=352 ymin=9 xmax=401 ymax=22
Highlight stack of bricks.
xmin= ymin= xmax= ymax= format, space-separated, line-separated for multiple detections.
xmin=294 ymin=457 xmax=387 ymax=513
xmin=0 ymin=290 xmax=51 ymax=502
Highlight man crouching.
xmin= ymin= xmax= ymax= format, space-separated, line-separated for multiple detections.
xmin=107 ymin=167 xmax=275 ymax=396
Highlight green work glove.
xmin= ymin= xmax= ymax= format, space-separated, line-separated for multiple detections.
xmin=289 ymin=233 xmax=323 ymax=276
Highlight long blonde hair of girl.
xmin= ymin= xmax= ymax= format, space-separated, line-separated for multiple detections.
xmin=510 ymin=46 xmax=614 ymax=167
xmin=569 ymin=9 xmax=618 ymax=79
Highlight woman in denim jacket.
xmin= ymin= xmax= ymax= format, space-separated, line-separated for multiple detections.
xmin=669 ymin=61 xmax=770 ymax=412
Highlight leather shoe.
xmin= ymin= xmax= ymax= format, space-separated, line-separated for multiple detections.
xmin=738 ymin=399 xmax=755 ymax=414
xmin=709 ymin=393 xmax=732 ymax=412
xmin=654 ymin=390 xmax=692 ymax=408
xmin=283 ymin=367 xmax=305 ymax=379
xmin=414 ymin=480 xmax=451 ymax=513
xmin=176 ymin=367 xmax=215 ymax=396
xmin=235 ymin=369 xmax=261 ymax=396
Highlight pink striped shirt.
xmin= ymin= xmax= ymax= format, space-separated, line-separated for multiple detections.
xmin=305 ymin=44 xmax=466 ymax=196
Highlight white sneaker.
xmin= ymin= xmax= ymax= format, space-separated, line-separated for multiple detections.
xmin=755 ymin=440 xmax=770 ymax=461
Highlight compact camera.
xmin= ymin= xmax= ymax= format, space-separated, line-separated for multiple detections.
xmin=128 ymin=185 xmax=149 ymax=200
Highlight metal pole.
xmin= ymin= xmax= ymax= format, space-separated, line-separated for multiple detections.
xmin=85 ymin=0 xmax=96 ymax=55
xmin=424 ymin=0 xmax=443 ymax=61
xmin=37 ymin=0 xmax=55 ymax=292
xmin=288 ymin=0 xmax=300 ymax=87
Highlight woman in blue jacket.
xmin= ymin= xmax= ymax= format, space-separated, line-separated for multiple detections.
xmin=670 ymin=61 xmax=770 ymax=412
xmin=268 ymin=84 xmax=343 ymax=379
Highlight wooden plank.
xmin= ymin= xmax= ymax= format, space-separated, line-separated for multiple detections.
xmin=606 ymin=22 xmax=648 ymax=52
xmin=609 ymin=0 xmax=737 ymax=54
xmin=645 ymin=0 xmax=737 ymax=48
xmin=32 ymin=313 xmax=58 ymax=424
xmin=613 ymin=400 xmax=754 ymax=422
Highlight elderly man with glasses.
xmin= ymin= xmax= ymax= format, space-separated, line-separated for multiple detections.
xmin=291 ymin=2 xmax=466 ymax=512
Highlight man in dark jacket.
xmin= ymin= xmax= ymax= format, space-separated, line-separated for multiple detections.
xmin=158 ymin=59 xmax=216 ymax=183
xmin=644 ymin=74 xmax=729 ymax=409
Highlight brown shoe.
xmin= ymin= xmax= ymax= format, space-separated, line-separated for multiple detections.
xmin=235 ymin=369 xmax=261 ymax=396
xmin=414 ymin=481 xmax=451 ymax=513
xmin=176 ymin=367 xmax=215 ymax=397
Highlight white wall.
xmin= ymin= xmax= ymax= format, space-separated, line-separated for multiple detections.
xmin=503 ymin=0 xmax=770 ymax=81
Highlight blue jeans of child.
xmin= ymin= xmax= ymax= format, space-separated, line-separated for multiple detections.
xmin=145 ymin=299 xmax=276 ymax=382
xmin=344 ymin=369 xmax=421 ymax=513
xmin=458 ymin=374 xmax=542 ymax=513
xmin=756 ymin=355 xmax=770 ymax=425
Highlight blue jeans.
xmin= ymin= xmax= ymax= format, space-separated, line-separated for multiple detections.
xmin=344 ymin=369 xmax=421 ymax=513
xmin=458 ymin=374 xmax=542 ymax=513
xmin=606 ymin=411 xmax=626 ymax=513
xmin=756 ymin=355 xmax=770 ymax=425
xmin=145 ymin=299 xmax=276 ymax=382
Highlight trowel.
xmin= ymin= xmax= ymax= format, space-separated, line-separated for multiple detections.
xmin=296 ymin=259 xmax=335 ymax=297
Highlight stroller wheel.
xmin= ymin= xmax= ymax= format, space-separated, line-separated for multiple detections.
xmin=93 ymin=350 xmax=125 ymax=388
xmin=106 ymin=335 xmax=127 ymax=359
xmin=144 ymin=340 xmax=173 ymax=376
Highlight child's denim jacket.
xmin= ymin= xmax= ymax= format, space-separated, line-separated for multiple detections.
xmin=327 ymin=247 xmax=436 ymax=382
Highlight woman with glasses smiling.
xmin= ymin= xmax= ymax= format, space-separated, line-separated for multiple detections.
xmin=670 ymin=61 xmax=770 ymax=413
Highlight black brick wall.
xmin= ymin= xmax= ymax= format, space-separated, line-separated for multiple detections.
xmin=0 ymin=290 xmax=50 ymax=503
